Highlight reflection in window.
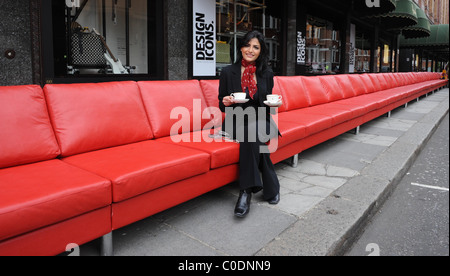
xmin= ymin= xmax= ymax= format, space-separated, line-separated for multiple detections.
xmin=64 ymin=0 xmax=148 ymax=75
xmin=355 ymin=31 xmax=371 ymax=72
xmin=306 ymin=16 xmax=340 ymax=74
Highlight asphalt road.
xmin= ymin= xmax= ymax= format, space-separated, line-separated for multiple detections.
xmin=345 ymin=113 xmax=449 ymax=256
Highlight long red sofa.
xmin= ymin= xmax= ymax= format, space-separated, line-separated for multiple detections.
xmin=0 ymin=72 xmax=447 ymax=256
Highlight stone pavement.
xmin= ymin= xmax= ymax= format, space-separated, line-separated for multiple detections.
xmin=80 ymin=88 xmax=449 ymax=256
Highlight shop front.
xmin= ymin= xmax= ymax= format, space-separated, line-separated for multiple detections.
xmin=2 ymin=0 xmax=428 ymax=87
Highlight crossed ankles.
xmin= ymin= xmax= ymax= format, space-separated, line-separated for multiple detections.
xmin=234 ymin=190 xmax=280 ymax=218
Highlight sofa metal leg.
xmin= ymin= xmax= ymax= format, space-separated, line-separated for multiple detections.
xmin=100 ymin=232 xmax=113 ymax=256
xmin=386 ymin=111 xmax=391 ymax=118
xmin=353 ymin=126 xmax=360 ymax=135
xmin=291 ymin=154 xmax=299 ymax=168
xmin=404 ymin=102 xmax=408 ymax=108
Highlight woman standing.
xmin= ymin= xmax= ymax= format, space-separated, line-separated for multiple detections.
xmin=218 ymin=30 xmax=282 ymax=218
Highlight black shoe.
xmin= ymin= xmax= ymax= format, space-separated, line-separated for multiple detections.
xmin=234 ymin=190 xmax=252 ymax=218
xmin=267 ymin=193 xmax=280 ymax=205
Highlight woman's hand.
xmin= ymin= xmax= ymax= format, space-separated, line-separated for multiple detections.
xmin=222 ymin=96 xmax=235 ymax=107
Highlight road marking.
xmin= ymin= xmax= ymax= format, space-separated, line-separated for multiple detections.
xmin=411 ymin=183 xmax=449 ymax=192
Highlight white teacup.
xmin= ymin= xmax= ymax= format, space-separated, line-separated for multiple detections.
xmin=267 ymin=94 xmax=282 ymax=104
xmin=231 ymin=92 xmax=247 ymax=100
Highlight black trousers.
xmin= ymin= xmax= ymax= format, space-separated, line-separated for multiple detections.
xmin=224 ymin=104 xmax=280 ymax=200
xmin=238 ymin=136 xmax=280 ymax=201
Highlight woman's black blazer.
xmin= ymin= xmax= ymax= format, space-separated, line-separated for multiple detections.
xmin=218 ymin=62 xmax=280 ymax=139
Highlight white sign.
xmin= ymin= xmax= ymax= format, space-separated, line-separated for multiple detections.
xmin=296 ymin=31 xmax=306 ymax=65
xmin=349 ymin=24 xmax=356 ymax=73
xmin=193 ymin=0 xmax=216 ymax=76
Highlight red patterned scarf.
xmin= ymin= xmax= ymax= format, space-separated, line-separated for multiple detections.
xmin=241 ymin=59 xmax=257 ymax=99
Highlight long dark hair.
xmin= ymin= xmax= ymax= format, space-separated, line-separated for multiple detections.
xmin=236 ymin=30 xmax=269 ymax=76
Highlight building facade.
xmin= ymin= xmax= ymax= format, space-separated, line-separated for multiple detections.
xmin=0 ymin=0 xmax=448 ymax=87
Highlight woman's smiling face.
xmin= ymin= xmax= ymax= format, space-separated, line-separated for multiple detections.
xmin=241 ymin=38 xmax=261 ymax=64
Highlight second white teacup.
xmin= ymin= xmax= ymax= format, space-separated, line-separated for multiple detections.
xmin=267 ymin=94 xmax=282 ymax=103
xmin=231 ymin=92 xmax=247 ymax=100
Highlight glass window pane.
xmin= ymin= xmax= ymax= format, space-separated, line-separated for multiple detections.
xmin=215 ymin=0 xmax=282 ymax=75
xmin=306 ymin=15 xmax=340 ymax=74
xmin=63 ymin=0 xmax=148 ymax=75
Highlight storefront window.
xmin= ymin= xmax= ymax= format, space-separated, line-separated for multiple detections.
xmin=215 ymin=0 xmax=282 ymax=75
xmin=44 ymin=0 xmax=164 ymax=81
xmin=305 ymin=16 xmax=340 ymax=74
xmin=354 ymin=31 xmax=371 ymax=73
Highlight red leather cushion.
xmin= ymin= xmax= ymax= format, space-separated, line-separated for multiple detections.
xmin=276 ymin=76 xmax=310 ymax=111
xmin=0 ymin=159 xmax=111 ymax=241
xmin=368 ymin=74 xmax=382 ymax=91
xmin=44 ymin=81 xmax=152 ymax=157
xmin=334 ymin=75 xmax=356 ymax=98
xmin=384 ymin=73 xmax=396 ymax=88
xmin=359 ymin=74 xmax=377 ymax=93
xmin=276 ymin=121 xmax=307 ymax=147
xmin=62 ymin=140 xmax=211 ymax=202
xmin=302 ymin=76 xmax=329 ymax=106
xmin=301 ymin=105 xmax=355 ymax=125
xmin=279 ymin=110 xmax=333 ymax=136
xmin=336 ymin=94 xmax=382 ymax=112
xmin=319 ymin=76 xmax=345 ymax=102
xmin=375 ymin=74 xmax=389 ymax=90
xmin=0 ymin=85 xmax=60 ymax=168
xmin=347 ymin=74 xmax=367 ymax=96
xmin=138 ymin=80 xmax=212 ymax=138
xmin=156 ymin=129 xmax=240 ymax=169
xmin=272 ymin=77 xmax=288 ymax=113
xmin=199 ymin=79 xmax=220 ymax=109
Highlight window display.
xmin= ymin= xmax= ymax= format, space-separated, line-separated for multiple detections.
xmin=305 ymin=16 xmax=340 ymax=74
xmin=215 ymin=0 xmax=282 ymax=75
xmin=64 ymin=0 xmax=148 ymax=75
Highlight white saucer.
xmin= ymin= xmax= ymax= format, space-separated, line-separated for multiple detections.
xmin=233 ymin=99 xmax=250 ymax=104
xmin=264 ymin=100 xmax=282 ymax=107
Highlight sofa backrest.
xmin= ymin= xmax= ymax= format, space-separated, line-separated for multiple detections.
xmin=44 ymin=81 xmax=153 ymax=157
xmin=334 ymin=75 xmax=358 ymax=98
xmin=275 ymin=76 xmax=309 ymax=111
xmin=347 ymin=74 xmax=368 ymax=95
xmin=138 ymin=80 xmax=213 ymax=139
xmin=199 ymin=79 xmax=220 ymax=110
xmin=0 ymin=85 xmax=60 ymax=168
xmin=319 ymin=76 xmax=344 ymax=101
xmin=301 ymin=76 xmax=330 ymax=106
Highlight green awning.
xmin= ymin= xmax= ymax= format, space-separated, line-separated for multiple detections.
xmin=354 ymin=0 xmax=396 ymax=16
xmin=400 ymin=24 xmax=449 ymax=61
xmin=400 ymin=24 xmax=449 ymax=48
xmin=401 ymin=5 xmax=431 ymax=38
xmin=375 ymin=0 xmax=418 ymax=29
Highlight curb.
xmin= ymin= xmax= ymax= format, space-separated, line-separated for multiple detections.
xmin=257 ymin=92 xmax=449 ymax=256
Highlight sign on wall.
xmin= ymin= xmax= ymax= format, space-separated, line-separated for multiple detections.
xmin=296 ymin=31 xmax=306 ymax=65
xmin=349 ymin=24 xmax=356 ymax=73
xmin=193 ymin=0 xmax=216 ymax=76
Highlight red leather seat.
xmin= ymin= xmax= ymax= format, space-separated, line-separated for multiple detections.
xmin=156 ymin=129 xmax=240 ymax=169
xmin=62 ymin=140 xmax=211 ymax=203
xmin=279 ymin=111 xmax=333 ymax=136
xmin=276 ymin=120 xmax=307 ymax=147
xmin=0 ymin=160 xmax=111 ymax=242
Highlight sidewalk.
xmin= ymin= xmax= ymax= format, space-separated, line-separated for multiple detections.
xmin=81 ymin=88 xmax=449 ymax=256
